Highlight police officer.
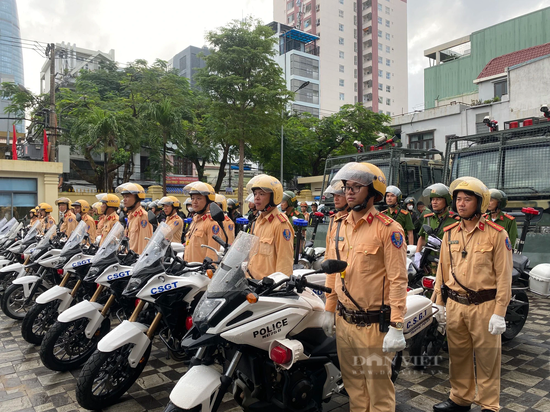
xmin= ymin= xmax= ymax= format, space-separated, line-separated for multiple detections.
xmin=486 ymin=189 xmax=518 ymax=248
xmin=72 ymin=199 xmax=96 ymax=241
xmin=115 ymin=183 xmax=152 ymax=255
xmin=227 ymin=198 xmax=242 ymax=223
xmin=308 ymin=202 xmax=321 ymax=226
xmin=38 ymin=203 xmax=56 ymax=233
xmin=300 ymin=201 xmax=310 ymax=223
xmin=246 ymin=193 xmax=258 ymax=223
xmin=323 ymin=162 xmax=408 ymax=412
xmin=281 ymin=190 xmax=305 ymax=236
xmin=405 ymin=197 xmax=421 ymax=240
xmin=323 ymin=181 xmax=349 ymax=313
xmin=383 ymin=186 xmax=414 ymax=245
xmin=183 ymin=198 xmax=194 ymax=219
xmin=415 ymin=183 xmax=459 ymax=269
xmin=158 ymin=196 xmax=184 ymax=243
xmin=98 ymin=194 xmax=121 ymax=246
xmin=246 ymin=174 xmax=295 ymax=279
xmin=92 ymin=201 xmax=104 ymax=231
xmin=433 ymin=177 xmax=512 ymax=412
xmin=55 ymin=197 xmax=77 ymax=237
xmin=214 ymin=194 xmax=236 ymax=244
xmin=29 ymin=209 xmax=39 ymax=226
xmin=183 ymin=182 xmax=228 ymax=262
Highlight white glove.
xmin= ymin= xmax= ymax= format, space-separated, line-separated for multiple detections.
xmin=434 ymin=304 xmax=446 ymax=324
xmin=414 ymin=252 xmax=422 ymax=267
xmin=427 ymin=235 xmax=441 ymax=247
xmin=383 ymin=326 xmax=406 ymax=352
xmin=321 ymin=311 xmax=335 ymax=337
xmin=488 ymin=314 xmax=506 ymax=335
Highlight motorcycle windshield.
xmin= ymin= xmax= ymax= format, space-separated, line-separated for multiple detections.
xmin=131 ymin=222 xmax=172 ymax=276
xmin=60 ymin=221 xmax=88 ymax=256
xmin=23 ymin=220 xmax=42 ymax=242
xmin=91 ymin=222 xmax=124 ymax=265
xmin=0 ymin=217 xmax=6 ymax=229
xmin=208 ymin=231 xmax=259 ymax=294
xmin=0 ymin=217 xmax=17 ymax=236
xmin=33 ymin=225 xmax=57 ymax=253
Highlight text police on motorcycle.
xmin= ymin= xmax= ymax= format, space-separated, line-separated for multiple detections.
xmin=325 ymin=162 xmax=408 ymax=412
xmin=115 ymin=183 xmax=152 ymax=255
xmin=433 ymin=177 xmax=512 ymax=412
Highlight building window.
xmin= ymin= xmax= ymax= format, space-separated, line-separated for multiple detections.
xmin=386 ymin=98 xmax=391 ymax=105
xmin=304 ymin=18 xmax=311 ymax=28
xmin=354 ymin=68 xmax=357 ymax=78
xmin=339 ymin=79 xmax=345 ymax=87
xmin=290 ymin=54 xmax=319 ymax=80
xmin=409 ymin=132 xmax=434 ymax=150
xmin=386 ymin=85 xmax=391 ymax=92
xmin=386 ymin=45 xmax=391 ymax=53
xmin=179 ymin=55 xmax=187 ymax=70
xmin=378 ymin=30 xmax=382 ymax=38
xmin=386 ymin=58 xmax=390 ymax=66
xmin=287 ymin=13 xmax=294 ymax=23
xmin=494 ymin=80 xmax=508 ymax=98
xmin=379 ymin=110 xmax=384 ymax=114
xmin=339 ymin=37 xmax=345 ymax=45
xmin=354 ymin=28 xmax=357 ymax=39
xmin=339 ymin=9 xmax=344 ymax=17
xmin=0 ymin=178 xmax=37 ymax=220
xmin=354 ymin=55 xmax=357 ymax=65
xmin=378 ymin=17 xmax=382 ymax=24
xmin=287 ymin=0 xmax=294 ymax=10
xmin=316 ymin=18 xmax=321 ymax=25
xmin=378 ymin=43 xmax=383 ymax=51
xmin=339 ymin=23 xmax=344 ymax=31
xmin=385 ymin=6 xmax=390 ymax=14
xmin=292 ymin=79 xmax=319 ymax=104
xmin=339 ymin=51 xmax=345 ymax=58
xmin=387 ymin=111 xmax=391 ymax=115
xmin=378 ymin=69 xmax=383 ymax=77
xmin=386 ymin=33 xmax=391 ymax=40
xmin=305 ymin=3 xmax=311 ymax=13
xmin=292 ymin=104 xmax=320 ymax=117
xmin=378 ymin=96 xmax=383 ymax=104
xmin=174 ymin=157 xmax=194 ymax=175
xmin=386 ymin=71 xmax=391 ymax=79
xmin=354 ymin=82 xmax=358 ymax=91
xmin=354 ymin=2 xmax=357 ymax=11
xmin=378 ymin=56 xmax=383 ymax=64
xmin=339 ymin=93 xmax=345 ymax=100
xmin=378 ymin=83 xmax=383 ymax=90
xmin=354 ymin=42 xmax=357 ymax=52
xmin=385 ymin=19 xmax=390 ymax=27
xmin=339 ymin=64 xmax=345 ymax=73
xmin=378 ymin=4 xmax=382 ymax=11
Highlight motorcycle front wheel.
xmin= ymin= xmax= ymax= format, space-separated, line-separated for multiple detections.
xmin=503 ymin=290 xmax=529 ymax=342
xmin=0 ymin=271 xmax=18 ymax=296
xmin=76 ymin=342 xmax=152 ymax=410
xmin=1 ymin=283 xmax=47 ymax=320
xmin=21 ymin=301 xmax=61 ymax=345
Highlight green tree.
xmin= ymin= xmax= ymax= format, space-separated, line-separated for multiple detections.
xmin=196 ymin=17 xmax=291 ymax=208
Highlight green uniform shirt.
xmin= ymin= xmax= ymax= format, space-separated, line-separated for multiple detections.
xmin=418 ymin=209 xmax=460 ymax=240
xmin=487 ymin=211 xmax=518 ymax=248
xmin=382 ymin=208 xmax=414 ymax=233
xmin=285 ymin=209 xmax=305 ymax=230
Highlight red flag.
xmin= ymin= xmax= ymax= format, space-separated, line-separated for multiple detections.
xmin=11 ymin=124 xmax=17 ymax=160
xmin=43 ymin=130 xmax=49 ymax=162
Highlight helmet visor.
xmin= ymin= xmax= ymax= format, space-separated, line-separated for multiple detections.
xmin=331 ymin=162 xmax=376 ymax=188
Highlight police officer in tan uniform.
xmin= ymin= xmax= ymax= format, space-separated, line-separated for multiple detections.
xmin=158 ymin=196 xmax=184 ymax=243
xmin=323 ymin=181 xmax=349 ymax=313
xmin=56 ymin=197 xmax=77 ymax=237
xmin=98 ymin=194 xmax=120 ymax=246
xmin=115 ymin=183 xmax=152 ymax=255
xmin=38 ymin=203 xmax=56 ymax=233
xmin=433 ymin=177 xmax=512 ymax=412
xmin=215 ymin=193 xmax=236 ymax=245
xmin=183 ymin=182 xmax=227 ymax=263
xmin=323 ymin=162 xmax=408 ymax=412
xmin=92 ymin=201 xmax=104 ymax=232
xmin=246 ymin=174 xmax=295 ymax=279
xmin=29 ymin=209 xmax=39 ymax=226
xmin=72 ymin=199 xmax=96 ymax=242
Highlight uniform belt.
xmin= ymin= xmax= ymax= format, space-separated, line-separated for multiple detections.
xmin=337 ymin=301 xmax=388 ymax=326
xmin=446 ymin=287 xmax=497 ymax=306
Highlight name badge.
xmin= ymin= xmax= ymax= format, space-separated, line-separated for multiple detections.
xmin=448 ymin=240 xmax=459 ymax=245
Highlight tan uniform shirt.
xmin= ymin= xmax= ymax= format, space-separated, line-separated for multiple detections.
xmin=126 ymin=206 xmax=153 ymax=255
xmin=223 ymin=214 xmax=236 ymax=246
xmin=165 ymin=213 xmax=184 ymax=243
xmin=30 ymin=216 xmax=39 ymax=226
xmin=324 ymin=211 xmax=348 ymax=312
xmin=433 ymin=216 xmax=512 ymax=317
xmin=184 ymin=212 xmax=224 ymax=263
xmin=60 ymin=211 xmax=78 ymax=237
xmin=248 ymin=207 xmax=295 ymax=279
xmin=100 ymin=212 xmax=119 ymax=246
xmin=42 ymin=215 xmax=56 ymax=233
xmin=97 ymin=215 xmax=105 ymax=233
xmin=81 ymin=214 xmax=97 ymax=242
xmin=326 ymin=206 xmax=408 ymax=323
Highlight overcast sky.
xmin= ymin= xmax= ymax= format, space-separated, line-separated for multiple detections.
xmin=16 ymin=0 xmax=549 ymax=112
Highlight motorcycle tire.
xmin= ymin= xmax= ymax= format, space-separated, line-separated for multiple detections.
xmin=0 ymin=271 xmax=18 ymax=296
xmin=76 ymin=342 xmax=152 ymax=410
xmin=21 ymin=301 xmax=60 ymax=345
xmin=502 ymin=290 xmax=529 ymax=342
xmin=163 ymin=401 xmax=199 ymax=412
xmin=40 ymin=317 xmax=111 ymax=371
xmin=1 ymin=283 xmax=47 ymax=320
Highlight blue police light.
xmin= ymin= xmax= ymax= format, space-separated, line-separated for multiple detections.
xmin=184 ymin=218 xmax=192 ymax=224
xmin=314 ymin=196 xmax=320 ymax=200
xmin=236 ymin=217 xmax=249 ymax=225
xmin=293 ymin=218 xmax=308 ymax=227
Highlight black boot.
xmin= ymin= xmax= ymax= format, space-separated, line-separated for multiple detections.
xmin=433 ymin=398 xmax=471 ymax=412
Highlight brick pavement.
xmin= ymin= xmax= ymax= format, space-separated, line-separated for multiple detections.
xmin=0 ymin=292 xmax=548 ymax=412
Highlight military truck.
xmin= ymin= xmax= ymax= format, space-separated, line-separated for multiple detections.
xmin=444 ymin=121 xmax=550 ymax=265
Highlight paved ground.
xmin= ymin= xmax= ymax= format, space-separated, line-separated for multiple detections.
xmin=0 ymin=292 xmax=548 ymax=412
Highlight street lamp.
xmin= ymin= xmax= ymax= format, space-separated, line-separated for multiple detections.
xmin=281 ymin=81 xmax=310 ymax=186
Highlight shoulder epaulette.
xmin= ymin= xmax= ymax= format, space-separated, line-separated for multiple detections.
xmin=224 ymin=215 xmax=231 ymax=221
xmin=486 ymin=220 xmax=504 ymax=232
xmin=277 ymin=213 xmax=288 ymax=223
xmin=444 ymin=221 xmax=460 ymax=232
xmin=504 ymin=213 xmax=515 ymax=220
xmin=424 ymin=212 xmax=434 ymax=217
xmin=454 ymin=216 xmax=461 ymax=221
xmin=401 ymin=209 xmax=409 ymax=215
xmin=335 ymin=213 xmax=348 ymax=221
xmin=375 ymin=213 xmax=392 ymax=226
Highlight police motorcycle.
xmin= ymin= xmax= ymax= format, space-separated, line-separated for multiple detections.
xmin=0 ymin=218 xmax=23 ymax=260
xmin=1 ymin=225 xmax=64 ymax=320
xmin=20 ymin=221 xmax=98 ymax=345
xmin=76 ymin=221 xmax=214 ymax=410
xmin=39 ymin=222 xmax=139 ymax=372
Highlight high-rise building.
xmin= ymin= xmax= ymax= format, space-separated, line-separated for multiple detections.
xmin=0 ymin=0 xmax=24 ymax=135
xmin=169 ymin=45 xmax=210 ymax=89
xmin=273 ymin=0 xmax=408 ymax=117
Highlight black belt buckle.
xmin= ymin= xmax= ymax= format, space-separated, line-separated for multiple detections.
xmin=456 ymin=293 xmax=470 ymax=305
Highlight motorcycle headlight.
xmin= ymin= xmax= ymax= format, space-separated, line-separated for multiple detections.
xmin=193 ymin=297 xmax=225 ymax=333
xmin=124 ymin=277 xmax=144 ymax=295
xmin=57 ymin=256 xmax=68 ymax=267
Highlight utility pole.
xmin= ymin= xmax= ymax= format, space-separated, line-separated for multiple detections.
xmin=47 ymin=43 xmax=57 ymax=162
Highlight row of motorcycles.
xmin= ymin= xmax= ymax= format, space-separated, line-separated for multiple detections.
xmin=0 ymin=206 xmax=534 ymax=412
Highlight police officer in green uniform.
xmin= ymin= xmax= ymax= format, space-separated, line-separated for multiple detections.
xmin=415 ymin=183 xmax=459 ymax=271
xmin=382 ymin=185 xmax=414 ymax=245
xmin=486 ymin=189 xmax=518 ymax=248
xmin=281 ymin=190 xmax=305 ymax=229
xmin=405 ymin=196 xmax=422 ymax=242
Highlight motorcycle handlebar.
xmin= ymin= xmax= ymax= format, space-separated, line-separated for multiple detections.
xmin=212 ymin=235 xmax=227 ymax=248
xmin=304 ymin=282 xmax=332 ymax=294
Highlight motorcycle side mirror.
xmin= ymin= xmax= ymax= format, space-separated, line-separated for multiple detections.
xmin=148 ymin=210 xmax=158 ymax=225
xmin=75 ymin=213 xmax=82 ymax=222
xmin=422 ymin=224 xmax=434 ymax=236
xmin=321 ymin=259 xmax=348 ymax=274
xmin=209 ymin=202 xmax=225 ymax=224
